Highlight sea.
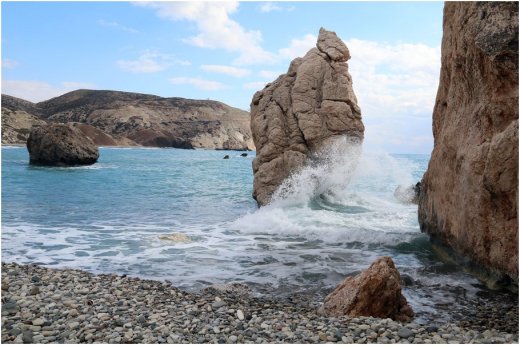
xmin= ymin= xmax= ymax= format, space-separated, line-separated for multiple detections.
xmin=1 ymin=144 xmax=515 ymax=324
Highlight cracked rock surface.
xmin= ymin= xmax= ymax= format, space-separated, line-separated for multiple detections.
xmin=250 ymin=27 xmax=364 ymax=206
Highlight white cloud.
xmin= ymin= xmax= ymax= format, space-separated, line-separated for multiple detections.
xmin=2 ymin=59 xmax=19 ymax=69
xmin=98 ymin=19 xmax=138 ymax=33
xmin=201 ymin=65 xmax=250 ymax=78
xmin=258 ymin=70 xmax=282 ymax=79
xmin=2 ymin=80 xmax=96 ymax=102
xmin=117 ymin=51 xmax=190 ymax=73
xmin=137 ymin=2 xmax=276 ymax=65
xmin=259 ymin=2 xmax=295 ymax=13
xmin=244 ymin=81 xmax=269 ymax=90
xmin=169 ymin=77 xmax=226 ymax=91
xmin=278 ymin=34 xmax=317 ymax=60
xmin=345 ymin=38 xmax=441 ymax=116
xmin=259 ymin=2 xmax=283 ymax=13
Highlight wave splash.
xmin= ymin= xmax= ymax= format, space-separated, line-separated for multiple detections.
xmin=270 ymin=136 xmax=362 ymax=206
xmin=233 ymin=137 xmax=422 ymax=245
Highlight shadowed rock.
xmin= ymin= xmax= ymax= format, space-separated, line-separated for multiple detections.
xmin=27 ymin=124 xmax=99 ymax=166
xmin=250 ymin=27 xmax=364 ymax=206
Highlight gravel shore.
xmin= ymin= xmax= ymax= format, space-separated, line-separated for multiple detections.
xmin=1 ymin=262 xmax=518 ymax=344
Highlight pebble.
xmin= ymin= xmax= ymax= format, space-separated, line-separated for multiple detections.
xmin=237 ymin=309 xmax=245 ymax=321
xmin=212 ymin=301 xmax=226 ymax=309
xmin=426 ymin=325 xmax=438 ymax=333
xmin=32 ymin=318 xmax=45 ymax=326
xmin=22 ymin=330 xmax=33 ymax=344
xmin=398 ymin=327 xmax=414 ymax=338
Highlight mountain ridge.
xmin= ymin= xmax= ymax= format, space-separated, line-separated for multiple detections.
xmin=1 ymin=90 xmax=255 ymax=150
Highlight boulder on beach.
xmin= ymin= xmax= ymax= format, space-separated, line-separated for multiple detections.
xmin=250 ymin=27 xmax=364 ymax=206
xmin=418 ymin=2 xmax=519 ymax=283
xmin=318 ymin=256 xmax=414 ymax=321
xmin=26 ymin=123 xmax=99 ymax=166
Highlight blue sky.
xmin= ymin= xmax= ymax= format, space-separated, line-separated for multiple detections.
xmin=2 ymin=1 xmax=444 ymax=153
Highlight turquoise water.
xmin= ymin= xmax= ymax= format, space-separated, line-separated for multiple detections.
xmin=1 ymin=146 xmax=488 ymax=322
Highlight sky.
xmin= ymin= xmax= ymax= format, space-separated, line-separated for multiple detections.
xmin=1 ymin=1 xmax=444 ymax=154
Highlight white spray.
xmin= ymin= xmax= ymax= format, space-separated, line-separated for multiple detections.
xmin=270 ymin=135 xmax=363 ymax=206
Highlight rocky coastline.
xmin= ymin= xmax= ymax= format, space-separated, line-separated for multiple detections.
xmin=1 ymin=262 xmax=517 ymax=344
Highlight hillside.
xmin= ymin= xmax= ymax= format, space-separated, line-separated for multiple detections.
xmin=1 ymin=90 xmax=255 ymax=150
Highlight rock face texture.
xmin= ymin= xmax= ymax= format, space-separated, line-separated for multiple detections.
xmin=27 ymin=124 xmax=99 ymax=166
xmin=418 ymin=2 xmax=519 ymax=282
xmin=250 ymin=28 xmax=364 ymax=206
xmin=2 ymin=90 xmax=254 ymax=150
xmin=318 ymin=257 xmax=413 ymax=321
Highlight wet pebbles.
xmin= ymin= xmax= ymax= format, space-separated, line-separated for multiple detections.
xmin=1 ymin=262 xmax=518 ymax=344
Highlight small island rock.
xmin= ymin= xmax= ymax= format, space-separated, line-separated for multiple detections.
xmin=27 ymin=123 xmax=99 ymax=166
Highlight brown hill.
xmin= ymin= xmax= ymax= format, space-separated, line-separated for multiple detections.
xmin=1 ymin=90 xmax=254 ymax=150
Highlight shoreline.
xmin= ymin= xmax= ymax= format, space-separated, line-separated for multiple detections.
xmin=1 ymin=262 xmax=518 ymax=344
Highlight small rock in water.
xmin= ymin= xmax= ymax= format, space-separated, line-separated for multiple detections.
xmin=240 ymin=153 xmax=248 ymax=157
xmin=223 ymin=155 xmax=229 ymax=159
xmin=158 ymin=233 xmax=191 ymax=243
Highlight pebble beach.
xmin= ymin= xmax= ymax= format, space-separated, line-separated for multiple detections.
xmin=1 ymin=262 xmax=518 ymax=344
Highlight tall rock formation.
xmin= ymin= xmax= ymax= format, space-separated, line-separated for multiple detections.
xmin=250 ymin=28 xmax=364 ymax=206
xmin=419 ymin=2 xmax=519 ymax=282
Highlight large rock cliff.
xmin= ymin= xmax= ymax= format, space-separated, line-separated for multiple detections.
xmin=1 ymin=91 xmax=254 ymax=150
xmin=418 ymin=2 xmax=519 ymax=282
xmin=250 ymin=28 xmax=364 ymax=206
